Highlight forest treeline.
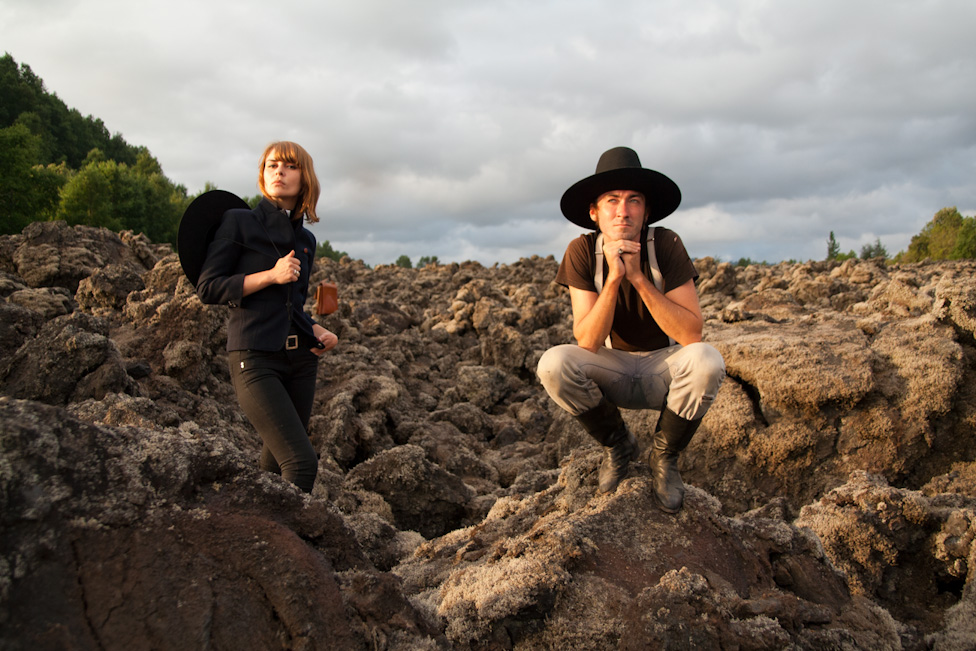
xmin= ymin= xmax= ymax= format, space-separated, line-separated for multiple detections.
xmin=1 ymin=53 xmax=972 ymax=264
xmin=895 ymin=207 xmax=976 ymax=263
xmin=0 ymin=53 xmax=188 ymax=244
xmin=824 ymin=206 xmax=976 ymax=264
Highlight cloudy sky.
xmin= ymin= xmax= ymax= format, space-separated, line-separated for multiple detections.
xmin=2 ymin=0 xmax=974 ymax=266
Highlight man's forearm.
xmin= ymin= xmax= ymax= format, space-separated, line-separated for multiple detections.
xmin=573 ymin=279 xmax=620 ymax=352
xmin=632 ymin=276 xmax=703 ymax=346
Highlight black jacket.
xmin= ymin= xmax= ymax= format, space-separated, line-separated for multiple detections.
xmin=197 ymin=199 xmax=318 ymax=351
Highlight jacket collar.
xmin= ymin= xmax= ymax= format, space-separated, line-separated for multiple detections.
xmin=258 ymin=198 xmax=306 ymax=230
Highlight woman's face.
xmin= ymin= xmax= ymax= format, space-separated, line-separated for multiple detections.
xmin=263 ymin=150 xmax=302 ymax=209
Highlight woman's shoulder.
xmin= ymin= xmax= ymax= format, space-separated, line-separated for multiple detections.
xmin=214 ymin=207 xmax=251 ymax=232
xmin=222 ymin=207 xmax=257 ymax=220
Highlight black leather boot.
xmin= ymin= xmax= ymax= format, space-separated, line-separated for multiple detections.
xmin=576 ymin=398 xmax=638 ymax=493
xmin=649 ymin=407 xmax=701 ymax=513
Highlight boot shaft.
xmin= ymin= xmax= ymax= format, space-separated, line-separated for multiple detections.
xmin=576 ymin=397 xmax=627 ymax=447
xmin=653 ymin=407 xmax=701 ymax=454
xmin=650 ymin=407 xmax=700 ymax=513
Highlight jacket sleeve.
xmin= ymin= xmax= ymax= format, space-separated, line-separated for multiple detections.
xmin=196 ymin=213 xmax=247 ymax=307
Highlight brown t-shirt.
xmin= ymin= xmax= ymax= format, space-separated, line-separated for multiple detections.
xmin=555 ymin=227 xmax=698 ymax=351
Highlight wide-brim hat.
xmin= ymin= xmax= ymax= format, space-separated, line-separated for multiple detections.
xmin=560 ymin=146 xmax=681 ymax=229
xmin=177 ymin=190 xmax=249 ymax=286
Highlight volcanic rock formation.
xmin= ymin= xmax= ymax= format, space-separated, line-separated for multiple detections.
xmin=2 ymin=220 xmax=976 ymax=649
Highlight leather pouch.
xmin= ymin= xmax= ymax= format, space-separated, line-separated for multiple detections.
xmin=315 ymin=281 xmax=338 ymax=315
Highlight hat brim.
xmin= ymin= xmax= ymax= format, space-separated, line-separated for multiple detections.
xmin=177 ymin=190 xmax=249 ymax=286
xmin=560 ymin=168 xmax=681 ymax=229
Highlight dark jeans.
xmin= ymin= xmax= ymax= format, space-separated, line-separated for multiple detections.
xmin=228 ymin=347 xmax=319 ymax=492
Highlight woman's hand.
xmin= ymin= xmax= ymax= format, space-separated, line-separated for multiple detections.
xmin=270 ymin=250 xmax=301 ymax=284
xmin=243 ymin=250 xmax=301 ymax=297
xmin=311 ymin=324 xmax=338 ymax=355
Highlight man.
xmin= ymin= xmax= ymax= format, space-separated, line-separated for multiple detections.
xmin=537 ymin=146 xmax=725 ymax=512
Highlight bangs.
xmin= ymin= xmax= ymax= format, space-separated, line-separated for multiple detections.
xmin=268 ymin=143 xmax=300 ymax=165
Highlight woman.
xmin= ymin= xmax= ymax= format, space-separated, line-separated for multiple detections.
xmin=196 ymin=141 xmax=338 ymax=493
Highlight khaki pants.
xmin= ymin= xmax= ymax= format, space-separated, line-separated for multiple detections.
xmin=537 ymin=342 xmax=725 ymax=421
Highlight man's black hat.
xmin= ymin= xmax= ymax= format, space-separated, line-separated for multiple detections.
xmin=560 ymin=146 xmax=681 ymax=229
xmin=177 ymin=190 xmax=248 ymax=286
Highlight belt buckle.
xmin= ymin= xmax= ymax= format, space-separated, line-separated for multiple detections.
xmin=285 ymin=334 xmax=299 ymax=350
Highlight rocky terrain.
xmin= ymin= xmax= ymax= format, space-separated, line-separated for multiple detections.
xmin=2 ymin=219 xmax=975 ymax=650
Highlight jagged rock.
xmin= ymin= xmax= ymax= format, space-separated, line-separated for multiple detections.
xmin=2 ymin=222 xmax=976 ymax=649
xmin=455 ymin=364 xmax=522 ymax=411
xmin=0 ymin=398 xmax=441 ymax=650
xmin=797 ymin=471 xmax=976 ymax=644
xmin=709 ymin=315 xmax=876 ymax=415
xmin=934 ymin=266 xmax=976 ymax=337
xmin=394 ymin=451 xmax=902 ymax=649
xmin=0 ymin=301 xmax=45 ymax=357
xmin=0 ymin=311 xmax=135 ymax=404
xmin=6 ymin=286 xmax=75 ymax=319
xmin=9 ymin=220 xmax=153 ymax=292
xmin=345 ymin=444 xmax=475 ymax=539
xmin=75 ymin=263 xmax=145 ymax=315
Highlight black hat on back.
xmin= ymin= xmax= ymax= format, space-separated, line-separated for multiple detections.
xmin=177 ymin=190 xmax=248 ymax=286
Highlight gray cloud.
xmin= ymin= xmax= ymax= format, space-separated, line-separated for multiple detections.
xmin=2 ymin=0 xmax=974 ymax=266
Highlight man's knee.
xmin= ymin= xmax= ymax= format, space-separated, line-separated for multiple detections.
xmin=666 ymin=343 xmax=725 ymax=421
xmin=669 ymin=342 xmax=725 ymax=408
xmin=536 ymin=344 xmax=575 ymax=385
xmin=681 ymin=342 xmax=725 ymax=381
xmin=537 ymin=344 xmax=604 ymax=415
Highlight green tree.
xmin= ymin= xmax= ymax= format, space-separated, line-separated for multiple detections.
xmin=0 ymin=54 xmax=37 ymax=126
xmin=56 ymin=150 xmax=185 ymax=243
xmin=953 ymin=217 xmax=976 ymax=259
xmin=734 ymin=257 xmax=770 ymax=267
xmin=902 ymin=232 xmax=929 ymax=262
xmin=0 ymin=54 xmax=189 ymax=240
xmin=13 ymin=110 xmax=58 ymax=164
xmin=859 ymin=239 xmax=888 ymax=260
xmin=417 ymin=255 xmax=439 ymax=267
xmin=0 ymin=53 xmax=141 ymax=168
xmin=395 ymin=254 xmax=412 ymax=269
xmin=131 ymin=148 xmax=187 ymax=242
xmin=31 ymin=162 xmax=68 ymax=221
xmin=57 ymin=159 xmax=118 ymax=229
xmin=0 ymin=123 xmax=65 ymax=234
xmin=316 ymin=240 xmax=348 ymax=262
xmin=826 ymin=231 xmax=840 ymax=260
xmin=899 ymin=207 xmax=969 ymax=262
xmin=927 ymin=207 xmax=964 ymax=258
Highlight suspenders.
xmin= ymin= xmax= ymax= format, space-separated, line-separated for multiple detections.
xmin=593 ymin=227 xmax=675 ymax=349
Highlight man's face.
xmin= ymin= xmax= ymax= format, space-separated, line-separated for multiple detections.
xmin=589 ymin=190 xmax=647 ymax=241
